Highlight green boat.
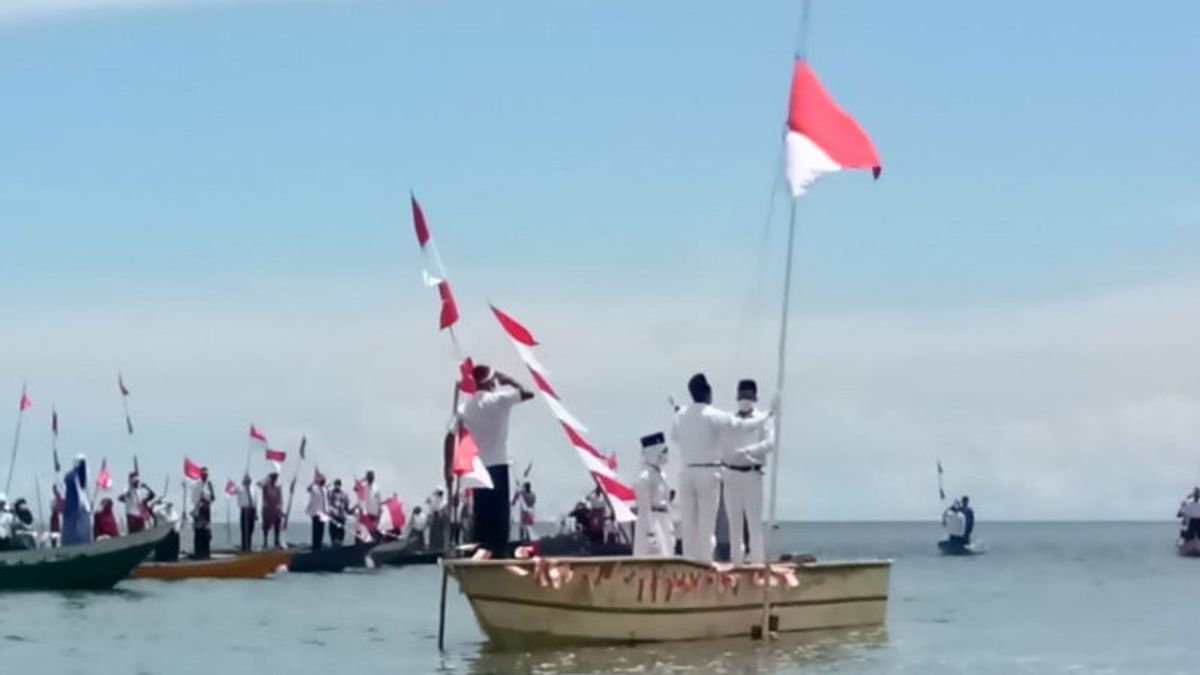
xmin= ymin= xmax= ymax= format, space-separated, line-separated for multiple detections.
xmin=0 ymin=522 xmax=173 ymax=591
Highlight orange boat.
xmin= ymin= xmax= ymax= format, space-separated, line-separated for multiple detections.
xmin=133 ymin=550 xmax=291 ymax=580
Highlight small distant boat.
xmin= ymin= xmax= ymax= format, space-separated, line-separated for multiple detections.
xmin=446 ymin=556 xmax=890 ymax=648
xmin=0 ymin=523 xmax=173 ymax=592
xmin=133 ymin=550 xmax=291 ymax=580
xmin=368 ymin=540 xmax=441 ymax=567
xmin=288 ymin=541 xmax=376 ymax=573
xmin=937 ymin=538 xmax=984 ymax=556
xmin=1177 ymin=539 xmax=1200 ymax=558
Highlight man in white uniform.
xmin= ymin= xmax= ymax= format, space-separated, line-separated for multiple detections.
xmin=720 ymin=379 xmax=775 ymax=564
xmin=633 ymin=432 xmax=673 ymax=556
xmin=459 ymin=363 xmax=534 ymax=554
xmin=671 ymin=373 xmax=771 ymax=562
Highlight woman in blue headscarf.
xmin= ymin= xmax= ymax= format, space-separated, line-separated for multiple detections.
xmin=62 ymin=454 xmax=92 ymax=546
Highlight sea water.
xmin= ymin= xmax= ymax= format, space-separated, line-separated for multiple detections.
xmin=0 ymin=522 xmax=1191 ymax=675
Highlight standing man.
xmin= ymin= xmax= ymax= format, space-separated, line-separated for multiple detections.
xmin=259 ymin=471 xmax=284 ymax=549
xmin=121 ymin=472 xmax=156 ymax=534
xmin=459 ymin=364 xmax=534 ymax=555
xmin=326 ymin=478 xmax=350 ymax=547
xmin=633 ymin=432 xmax=673 ymax=556
xmin=236 ymin=473 xmax=256 ymax=552
xmin=192 ymin=467 xmax=215 ymax=559
xmin=305 ymin=471 xmax=328 ymax=551
xmin=671 ymin=373 xmax=771 ymax=562
xmin=511 ymin=482 xmax=537 ymax=541
xmin=959 ymin=496 xmax=976 ymax=544
xmin=721 ymin=379 xmax=775 ymax=564
xmin=62 ymin=455 xmax=92 ymax=546
xmin=356 ymin=470 xmax=382 ymax=538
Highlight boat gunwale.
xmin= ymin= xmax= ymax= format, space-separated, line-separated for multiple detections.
xmin=444 ymin=556 xmax=893 ymax=572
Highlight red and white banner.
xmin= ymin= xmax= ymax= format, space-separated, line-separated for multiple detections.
xmin=489 ymin=305 xmax=635 ymax=522
xmin=784 ymin=60 xmax=881 ymax=197
xmin=412 ymin=195 xmax=460 ymax=333
xmin=382 ymin=494 xmax=407 ymax=532
xmin=224 ymin=479 xmax=238 ymax=496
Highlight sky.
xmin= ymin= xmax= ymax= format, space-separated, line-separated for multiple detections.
xmin=0 ymin=0 xmax=1197 ymax=520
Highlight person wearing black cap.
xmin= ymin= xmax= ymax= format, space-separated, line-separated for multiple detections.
xmin=671 ymin=373 xmax=772 ymax=562
xmin=721 ymin=379 xmax=775 ymax=564
xmin=633 ymin=432 xmax=673 ymax=556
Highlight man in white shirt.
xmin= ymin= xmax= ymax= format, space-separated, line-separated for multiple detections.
xmin=236 ymin=473 xmax=256 ymax=552
xmin=305 ymin=472 xmax=328 ymax=551
xmin=121 ymin=472 xmax=156 ymax=534
xmin=459 ymin=363 xmax=534 ymax=554
xmin=721 ymin=379 xmax=775 ymax=564
xmin=671 ymin=373 xmax=771 ymax=563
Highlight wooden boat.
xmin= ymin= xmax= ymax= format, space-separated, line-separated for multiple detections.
xmin=132 ymin=550 xmax=291 ymax=580
xmin=288 ymin=541 xmax=375 ymax=573
xmin=368 ymin=540 xmax=441 ymax=567
xmin=535 ymin=532 xmax=631 ymax=557
xmin=937 ymin=538 xmax=984 ymax=556
xmin=445 ymin=555 xmax=890 ymax=648
xmin=0 ymin=522 xmax=173 ymax=592
xmin=1178 ymin=538 xmax=1200 ymax=557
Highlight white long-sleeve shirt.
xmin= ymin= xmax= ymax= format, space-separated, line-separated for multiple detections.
xmin=721 ymin=409 xmax=775 ymax=467
xmin=460 ymin=387 xmax=523 ymax=466
xmin=305 ymin=485 xmax=327 ymax=518
xmin=671 ymin=403 xmax=769 ymax=466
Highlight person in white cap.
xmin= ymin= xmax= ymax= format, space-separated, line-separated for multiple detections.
xmin=720 ymin=379 xmax=775 ymax=564
xmin=671 ymin=373 xmax=772 ymax=563
xmin=633 ymin=432 xmax=673 ymax=557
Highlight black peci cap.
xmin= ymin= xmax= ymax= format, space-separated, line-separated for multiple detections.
xmin=737 ymin=379 xmax=758 ymax=398
xmin=640 ymin=432 xmax=666 ymax=448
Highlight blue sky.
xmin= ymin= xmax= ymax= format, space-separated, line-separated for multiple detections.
xmin=1 ymin=0 xmax=1197 ymax=520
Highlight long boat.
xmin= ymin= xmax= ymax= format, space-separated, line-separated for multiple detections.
xmin=368 ymin=540 xmax=441 ymax=567
xmin=0 ymin=522 xmax=173 ymax=591
xmin=288 ymin=541 xmax=376 ymax=573
xmin=446 ymin=555 xmax=890 ymax=647
xmin=132 ymin=550 xmax=291 ymax=580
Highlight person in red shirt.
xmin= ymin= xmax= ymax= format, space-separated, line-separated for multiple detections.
xmin=93 ymin=498 xmax=120 ymax=539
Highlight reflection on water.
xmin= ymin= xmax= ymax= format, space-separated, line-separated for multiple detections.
xmin=464 ymin=627 xmax=888 ymax=675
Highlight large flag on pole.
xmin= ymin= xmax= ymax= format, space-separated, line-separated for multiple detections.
xmin=183 ymin=457 xmax=204 ymax=481
xmin=784 ymin=60 xmax=882 ymax=196
xmin=412 ymin=195 xmax=460 ymax=333
xmin=489 ymin=305 xmax=635 ymax=522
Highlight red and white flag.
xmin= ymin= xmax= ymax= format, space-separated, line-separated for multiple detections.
xmin=411 ymin=195 xmax=460 ymax=332
xmin=19 ymin=389 xmax=31 ymax=412
xmin=224 ymin=479 xmax=238 ymax=496
xmin=382 ymin=494 xmax=407 ymax=532
xmin=353 ymin=478 xmax=369 ymax=503
xmin=265 ymin=448 xmax=286 ymax=471
xmin=453 ymin=425 xmax=494 ymax=490
xmin=249 ymin=425 xmax=267 ymax=444
xmin=490 ymin=305 xmax=635 ymax=522
xmin=784 ymin=60 xmax=881 ymax=197
xmin=96 ymin=459 xmax=112 ymax=491
xmin=183 ymin=457 xmax=204 ymax=481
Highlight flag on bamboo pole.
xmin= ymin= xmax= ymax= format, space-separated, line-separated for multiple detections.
xmin=118 ymin=374 xmax=134 ymax=434
xmin=265 ymin=448 xmax=286 ymax=470
xmin=19 ymin=389 xmax=30 ymax=411
xmin=96 ymin=459 xmax=112 ymax=490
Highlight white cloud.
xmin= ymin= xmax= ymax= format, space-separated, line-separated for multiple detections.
xmin=1 ymin=275 xmax=1196 ymax=522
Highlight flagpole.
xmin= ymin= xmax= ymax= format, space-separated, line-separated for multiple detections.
xmin=4 ymin=383 xmax=29 ymax=495
xmin=759 ymin=196 xmax=798 ymax=640
xmin=438 ymin=381 xmax=462 ymax=653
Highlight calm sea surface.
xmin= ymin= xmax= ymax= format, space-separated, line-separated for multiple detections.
xmin=0 ymin=522 xmax=1192 ymax=675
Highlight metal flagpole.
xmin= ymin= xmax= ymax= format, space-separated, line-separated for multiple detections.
xmin=759 ymin=197 xmax=799 ymax=639
xmin=4 ymin=382 xmax=29 ymax=495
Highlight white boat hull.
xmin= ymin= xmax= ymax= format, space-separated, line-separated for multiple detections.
xmin=446 ymin=556 xmax=890 ymax=647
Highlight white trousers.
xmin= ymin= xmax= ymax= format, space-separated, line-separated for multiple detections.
xmin=723 ymin=468 xmax=765 ymax=563
xmin=634 ymin=512 xmax=673 ymax=557
xmin=679 ymin=466 xmax=722 ymax=562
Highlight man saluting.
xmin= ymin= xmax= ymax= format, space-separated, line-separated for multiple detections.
xmin=459 ymin=364 xmax=534 ymax=555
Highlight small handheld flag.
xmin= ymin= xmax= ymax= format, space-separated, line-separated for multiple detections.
xmin=96 ymin=459 xmax=113 ymax=491
xmin=183 ymin=457 xmax=204 ymax=481
xmin=225 ymin=479 xmax=238 ymax=496
xmin=19 ymin=390 xmax=31 ymax=412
